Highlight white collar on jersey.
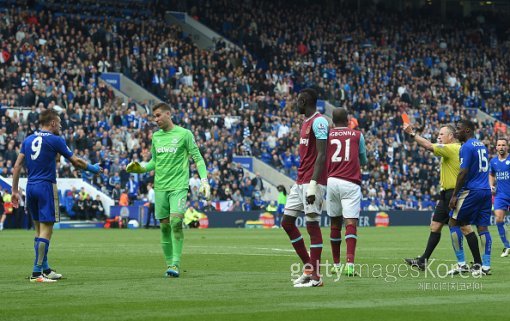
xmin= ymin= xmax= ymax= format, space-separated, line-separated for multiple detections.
xmin=333 ymin=126 xmax=349 ymax=129
xmin=304 ymin=111 xmax=319 ymax=122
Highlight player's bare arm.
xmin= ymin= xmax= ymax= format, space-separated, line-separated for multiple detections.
xmin=489 ymin=172 xmax=497 ymax=195
xmin=69 ymin=155 xmax=102 ymax=174
xmin=449 ymin=168 xmax=469 ymax=210
xmin=306 ymin=139 xmax=326 ymax=205
xmin=11 ymin=152 xmax=25 ymax=208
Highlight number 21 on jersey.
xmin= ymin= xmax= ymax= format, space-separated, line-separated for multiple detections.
xmin=331 ymin=138 xmax=350 ymax=162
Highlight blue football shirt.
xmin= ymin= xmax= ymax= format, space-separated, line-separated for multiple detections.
xmin=490 ymin=155 xmax=510 ymax=198
xmin=459 ymin=138 xmax=490 ymax=191
xmin=21 ymin=130 xmax=74 ymax=184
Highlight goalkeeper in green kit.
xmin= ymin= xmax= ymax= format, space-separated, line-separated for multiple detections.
xmin=127 ymin=103 xmax=210 ymax=277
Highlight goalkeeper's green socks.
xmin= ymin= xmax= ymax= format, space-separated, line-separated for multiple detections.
xmin=170 ymin=217 xmax=184 ymax=267
xmin=160 ymin=223 xmax=173 ymax=267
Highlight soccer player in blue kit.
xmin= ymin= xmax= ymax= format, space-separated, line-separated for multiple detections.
xmin=11 ymin=109 xmax=102 ymax=283
xmin=448 ymin=119 xmax=492 ymax=276
xmin=489 ymin=138 xmax=510 ymax=257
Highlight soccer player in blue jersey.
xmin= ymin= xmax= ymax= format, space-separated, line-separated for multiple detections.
xmin=11 ymin=109 xmax=102 ymax=283
xmin=489 ymin=138 xmax=510 ymax=257
xmin=449 ymin=119 xmax=492 ymax=276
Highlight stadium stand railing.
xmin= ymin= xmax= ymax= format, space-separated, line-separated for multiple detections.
xmin=165 ymin=11 xmax=240 ymax=51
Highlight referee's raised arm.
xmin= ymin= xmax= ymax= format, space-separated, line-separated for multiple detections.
xmin=403 ymin=123 xmax=433 ymax=151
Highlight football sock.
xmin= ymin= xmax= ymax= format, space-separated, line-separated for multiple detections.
xmin=33 ymin=238 xmax=49 ymax=273
xmin=330 ymin=226 xmax=342 ymax=265
xmin=282 ymin=219 xmax=310 ymax=265
xmin=449 ymin=226 xmax=465 ymax=265
xmin=35 ymin=237 xmax=51 ymax=271
xmin=420 ymin=231 xmax=441 ymax=263
xmin=479 ymin=231 xmax=492 ymax=268
xmin=307 ymin=221 xmax=323 ymax=277
xmin=345 ymin=224 xmax=357 ymax=264
xmin=170 ymin=216 xmax=184 ymax=267
xmin=160 ymin=222 xmax=173 ymax=267
xmin=465 ymin=232 xmax=482 ymax=265
xmin=496 ymin=222 xmax=510 ymax=248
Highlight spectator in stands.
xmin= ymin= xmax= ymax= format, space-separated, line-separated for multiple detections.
xmin=126 ymin=175 xmax=139 ymax=202
xmin=119 ymin=190 xmax=129 ymax=207
xmin=0 ymin=2 xmax=508 ymax=213
xmin=92 ymin=195 xmax=105 ymax=221
xmin=145 ymin=183 xmax=156 ymax=228
xmin=84 ymin=195 xmax=94 ymax=221
xmin=73 ymin=195 xmax=85 ymax=220
xmin=368 ymin=200 xmax=380 ymax=211
xmin=203 ymin=201 xmax=216 ymax=212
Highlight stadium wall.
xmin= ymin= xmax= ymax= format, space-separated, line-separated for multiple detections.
xmin=0 ymin=177 xmax=114 ymax=216
xmin=202 ymin=210 xmax=435 ymax=228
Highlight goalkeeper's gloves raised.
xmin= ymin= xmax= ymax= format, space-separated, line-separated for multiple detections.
xmin=86 ymin=163 xmax=101 ymax=174
xmin=199 ymin=178 xmax=211 ymax=200
xmin=126 ymin=161 xmax=147 ymax=173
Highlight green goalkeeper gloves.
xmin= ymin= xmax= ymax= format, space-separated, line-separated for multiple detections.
xmin=126 ymin=161 xmax=147 ymax=173
xmin=199 ymin=178 xmax=211 ymax=200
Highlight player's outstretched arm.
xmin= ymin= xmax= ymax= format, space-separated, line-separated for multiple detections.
xmin=126 ymin=161 xmax=148 ymax=173
xmin=11 ymin=152 xmax=25 ymax=208
xmin=69 ymin=156 xmax=102 ymax=174
xmin=403 ymin=123 xmax=434 ymax=151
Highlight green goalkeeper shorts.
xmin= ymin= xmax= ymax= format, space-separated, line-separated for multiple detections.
xmin=154 ymin=189 xmax=188 ymax=219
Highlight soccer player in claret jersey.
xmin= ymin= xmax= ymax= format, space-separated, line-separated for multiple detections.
xmin=489 ymin=138 xmax=510 ymax=257
xmin=11 ymin=109 xmax=101 ymax=283
xmin=126 ymin=102 xmax=210 ymax=278
xmin=326 ymin=108 xmax=367 ymax=277
xmin=282 ymin=88 xmax=329 ymax=288
xmin=449 ymin=119 xmax=492 ymax=276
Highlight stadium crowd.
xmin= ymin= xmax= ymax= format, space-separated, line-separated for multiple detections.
xmin=0 ymin=0 xmax=509 ymax=218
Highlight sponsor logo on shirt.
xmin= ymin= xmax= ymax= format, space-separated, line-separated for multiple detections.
xmin=156 ymin=147 xmax=178 ymax=153
xmin=496 ymin=171 xmax=510 ymax=180
xmin=300 ymin=138 xmax=309 ymax=146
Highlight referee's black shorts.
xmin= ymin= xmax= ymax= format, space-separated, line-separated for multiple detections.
xmin=432 ymin=189 xmax=454 ymax=224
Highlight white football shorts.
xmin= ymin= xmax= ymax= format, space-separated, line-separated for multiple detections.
xmin=326 ymin=177 xmax=361 ymax=219
xmin=284 ymin=183 xmax=326 ymax=221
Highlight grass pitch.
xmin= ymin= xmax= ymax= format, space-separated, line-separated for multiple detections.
xmin=1 ymin=226 xmax=509 ymax=321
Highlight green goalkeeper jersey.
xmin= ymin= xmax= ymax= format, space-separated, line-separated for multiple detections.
xmin=145 ymin=125 xmax=207 ymax=191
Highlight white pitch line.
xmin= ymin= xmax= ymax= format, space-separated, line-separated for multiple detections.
xmin=198 ymin=252 xmax=294 ymax=257
xmin=254 ymin=247 xmax=295 ymax=252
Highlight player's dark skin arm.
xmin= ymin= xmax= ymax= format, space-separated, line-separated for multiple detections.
xmin=306 ymin=139 xmax=327 ymax=205
xmin=449 ymin=168 xmax=469 ymax=210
